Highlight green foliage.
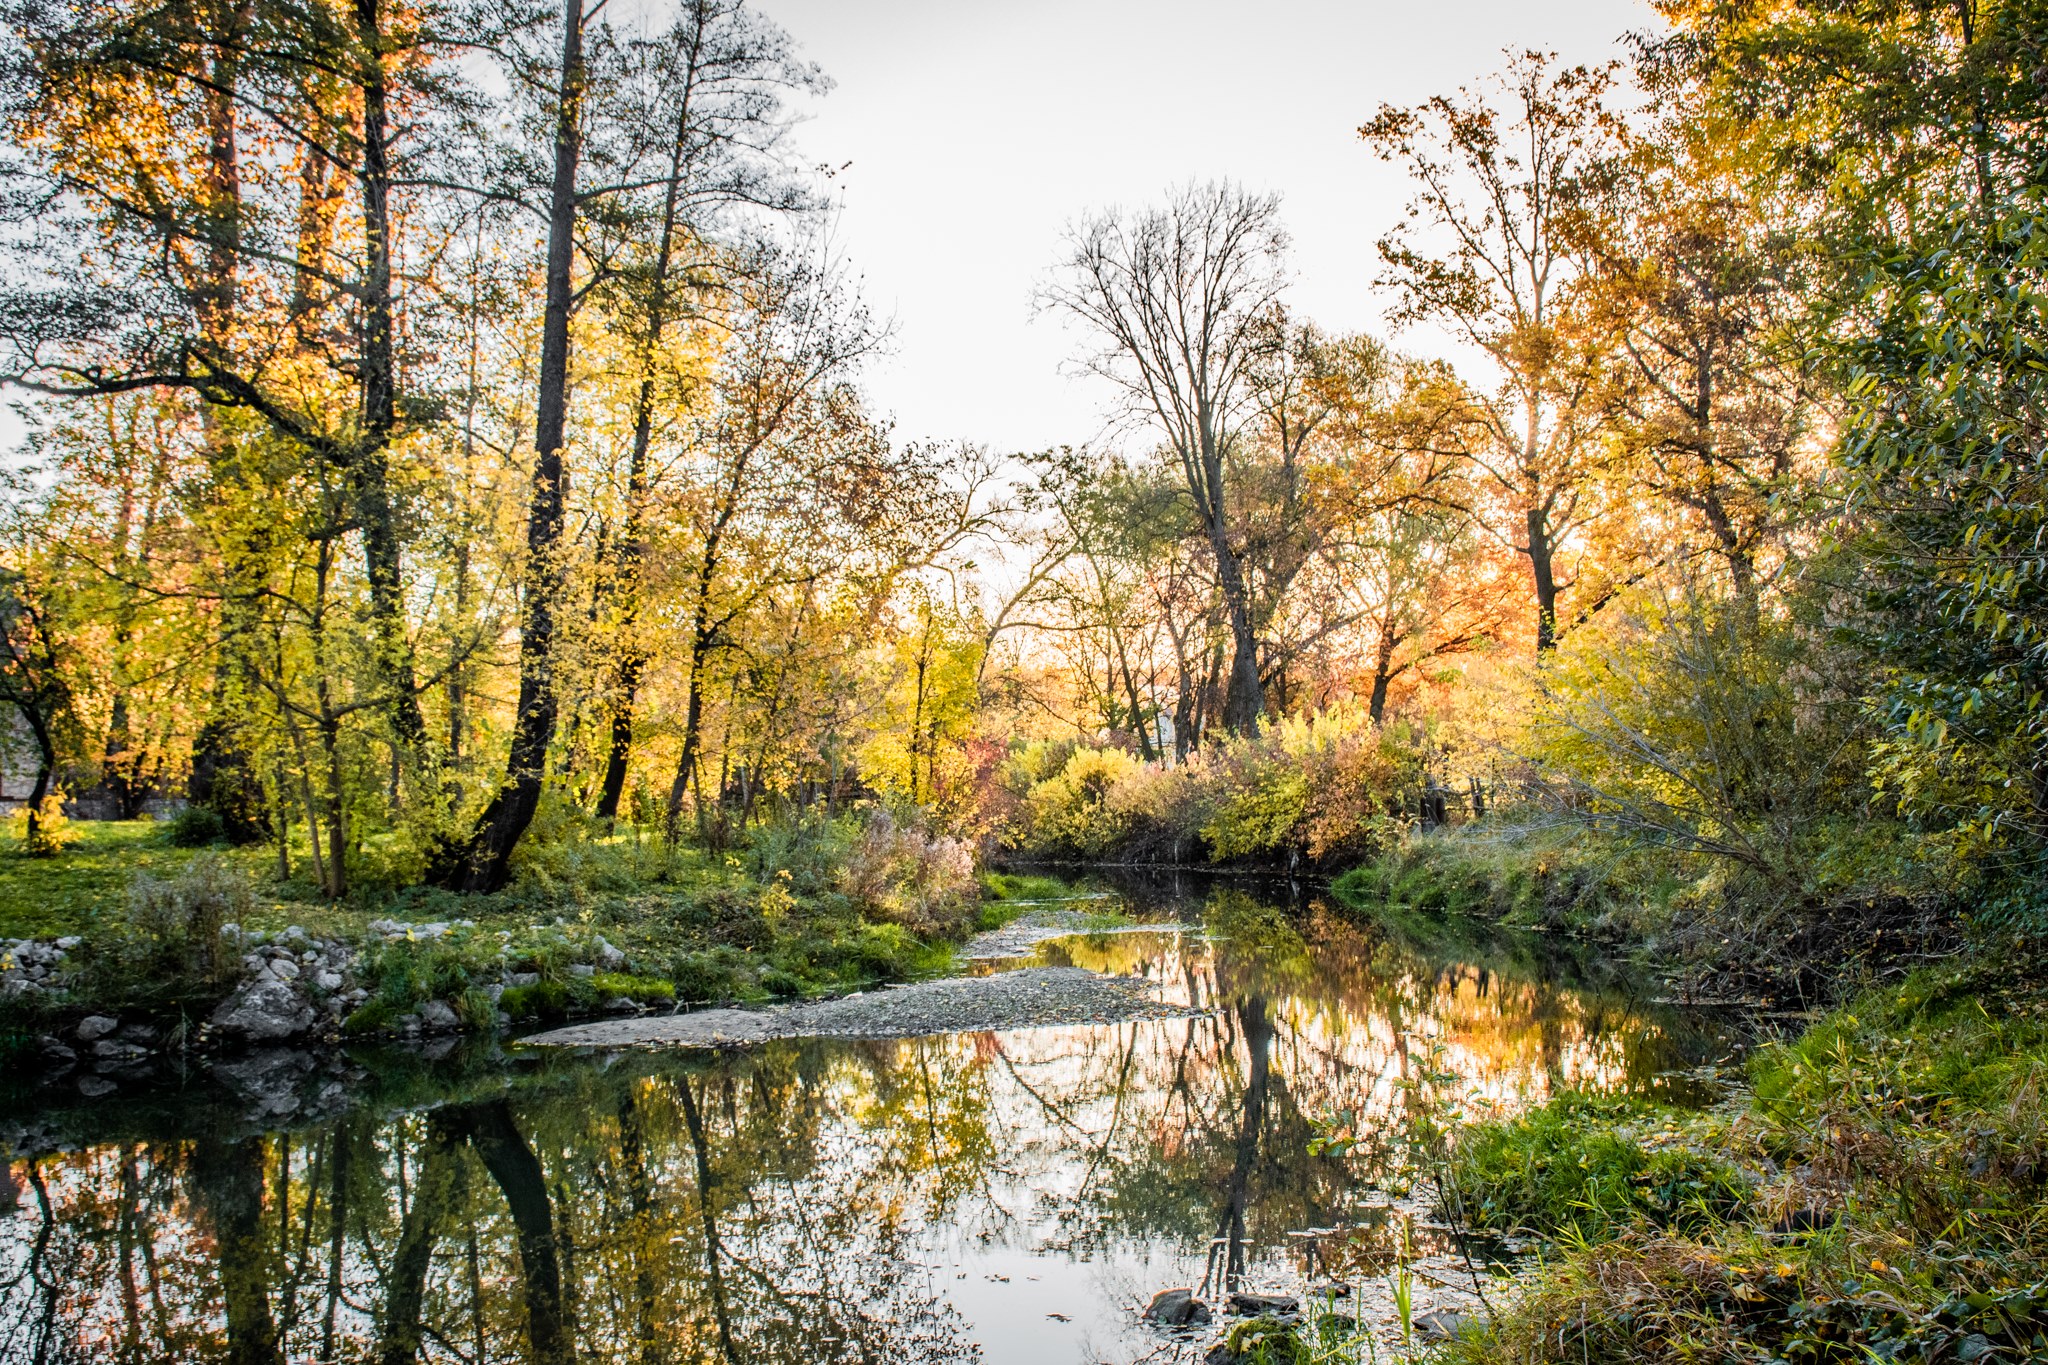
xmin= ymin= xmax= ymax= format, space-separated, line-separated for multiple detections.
xmin=1437 ymin=964 xmax=2048 ymax=1364
xmin=498 ymin=981 xmax=571 ymax=1020
xmin=78 ymin=854 xmax=248 ymax=1005
xmin=1836 ymin=177 xmax=2048 ymax=866
xmin=590 ymin=972 xmax=675 ymax=1004
xmin=1452 ymin=1091 xmax=1749 ymax=1240
xmin=1331 ymin=828 xmax=1675 ymax=937
xmin=1020 ymin=747 xmax=1146 ymax=857
xmin=167 ymin=806 xmax=227 ymax=848
xmin=1531 ymin=587 xmax=1876 ymax=899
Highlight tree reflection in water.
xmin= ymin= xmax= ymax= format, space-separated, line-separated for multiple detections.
xmin=0 ymin=885 xmax=1729 ymax=1364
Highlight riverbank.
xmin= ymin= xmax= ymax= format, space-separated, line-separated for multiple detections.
xmin=1 ymin=819 xmax=1105 ymax=1077
xmin=1410 ymin=954 xmax=2048 ymax=1362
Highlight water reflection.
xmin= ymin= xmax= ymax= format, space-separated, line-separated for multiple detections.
xmin=1 ymin=882 xmax=1731 ymax=1364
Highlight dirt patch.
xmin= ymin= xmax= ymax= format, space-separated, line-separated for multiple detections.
xmin=519 ymin=966 xmax=1193 ymax=1049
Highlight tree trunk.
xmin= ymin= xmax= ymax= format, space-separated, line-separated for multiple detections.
xmin=376 ymin=1114 xmax=464 ymax=1365
xmin=595 ymin=106 xmax=692 ymax=825
xmin=432 ymin=0 xmax=585 ymax=892
xmin=1526 ymin=505 xmax=1560 ymax=653
xmin=352 ymin=0 xmax=429 ymax=754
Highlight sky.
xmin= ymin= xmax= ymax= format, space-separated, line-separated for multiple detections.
xmin=749 ymin=0 xmax=1660 ymax=456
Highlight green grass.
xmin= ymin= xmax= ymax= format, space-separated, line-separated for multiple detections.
xmin=1433 ymin=960 xmax=2048 ymax=1364
xmin=1450 ymin=1091 xmax=1749 ymax=1240
xmin=1330 ymin=825 xmax=1685 ymax=939
xmin=2 ymin=813 xmax=981 ymax=1025
xmin=0 ymin=820 xmax=261 ymax=937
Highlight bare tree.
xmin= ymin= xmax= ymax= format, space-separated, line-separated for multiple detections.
xmin=1043 ymin=181 xmax=1289 ymax=735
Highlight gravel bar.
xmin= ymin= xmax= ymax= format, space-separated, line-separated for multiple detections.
xmin=961 ymin=910 xmax=1189 ymax=960
xmin=519 ymin=966 xmax=1193 ymax=1050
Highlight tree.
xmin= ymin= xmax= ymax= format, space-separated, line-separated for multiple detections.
xmin=1362 ymin=51 xmax=1626 ymax=652
xmin=1044 ymin=181 xmax=1289 ymax=734
xmin=431 ymin=0 xmax=596 ymax=891
xmin=587 ymin=0 xmax=825 ymax=824
xmin=1584 ymin=119 xmax=1813 ymax=607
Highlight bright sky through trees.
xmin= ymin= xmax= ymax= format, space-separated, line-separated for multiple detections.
xmin=752 ymin=0 xmax=1655 ymax=450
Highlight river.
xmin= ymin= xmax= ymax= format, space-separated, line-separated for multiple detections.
xmin=0 ymin=874 xmax=1735 ymax=1364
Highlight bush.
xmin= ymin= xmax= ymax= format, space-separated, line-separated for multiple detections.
xmin=1000 ymin=702 xmax=1421 ymax=866
xmin=166 ymin=805 xmax=227 ymax=848
xmin=93 ymin=855 xmax=248 ymax=1000
xmin=835 ymin=809 xmax=977 ymax=936
xmin=1020 ymin=747 xmax=1145 ymax=856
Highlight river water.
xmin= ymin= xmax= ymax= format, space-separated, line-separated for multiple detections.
xmin=0 ymin=875 xmax=1735 ymax=1364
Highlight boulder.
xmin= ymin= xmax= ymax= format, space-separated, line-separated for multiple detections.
xmin=1415 ymin=1309 xmax=1475 ymax=1342
xmin=76 ymin=1015 xmax=120 ymax=1043
xmin=594 ymin=937 xmax=626 ymax=971
xmin=212 ymin=980 xmax=318 ymax=1043
xmin=416 ymin=999 xmax=461 ymax=1032
xmin=1144 ymin=1288 xmax=1211 ymax=1328
xmin=1227 ymin=1292 xmax=1298 ymax=1316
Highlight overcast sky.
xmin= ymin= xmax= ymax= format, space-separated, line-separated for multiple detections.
xmin=749 ymin=0 xmax=1659 ymax=456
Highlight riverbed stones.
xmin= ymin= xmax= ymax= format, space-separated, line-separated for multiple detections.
xmin=522 ymin=966 xmax=1193 ymax=1049
xmin=1415 ymin=1309 xmax=1475 ymax=1341
xmin=1144 ymin=1288 xmax=1211 ymax=1327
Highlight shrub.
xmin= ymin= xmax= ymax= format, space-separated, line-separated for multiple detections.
xmin=836 ymin=809 xmax=977 ymax=936
xmin=166 ymin=805 xmax=227 ymax=847
xmin=96 ymin=855 xmax=249 ymax=999
xmin=1022 ymin=747 xmax=1145 ymax=857
xmin=499 ymin=980 xmax=572 ymax=1019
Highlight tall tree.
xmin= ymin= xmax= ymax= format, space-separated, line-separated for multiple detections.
xmin=1045 ymin=181 xmax=1289 ymax=734
xmin=1362 ymin=52 xmax=1625 ymax=651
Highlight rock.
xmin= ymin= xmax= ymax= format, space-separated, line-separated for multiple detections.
xmin=1144 ymin=1289 xmax=1211 ymax=1328
xmin=264 ymin=957 xmax=301 ymax=982
xmin=116 ymin=1023 xmax=159 ymax=1045
xmin=38 ymin=1037 xmax=76 ymax=1068
xmin=1415 ymin=1310 xmax=1474 ymax=1342
xmin=76 ymin=1015 xmax=120 ymax=1043
xmin=605 ymin=997 xmax=638 ymax=1012
xmin=314 ymin=970 xmax=344 ymax=993
xmin=1307 ymin=1281 xmax=1352 ymax=1299
xmin=211 ymin=980 xmax=318 ymax=1043
xmin=54 ymin=936 xmax=80 ymax=951
xmin=92 ymin=1039 xmax=152 ymax=1062
xmin=416 ymin=999 xmax=461 ymax=1032
xmin=76 ymin=1075 xmax=116 ymax=1099
xmin=508 ymin=972 xmax=540 ymax=987
xmin=594 ymin=937 xmax=626 ymax=971
xmin=567 ymin=964 xmax=595 ymax=979
xmin=1227 ymin=1292 xmax=1299 ymax=1316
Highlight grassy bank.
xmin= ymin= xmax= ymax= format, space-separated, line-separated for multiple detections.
xmin=1426 ymin=961 xmax=2048 ymax=1362
xmin=1 ymin=812 xmax=1046 ymax=1057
